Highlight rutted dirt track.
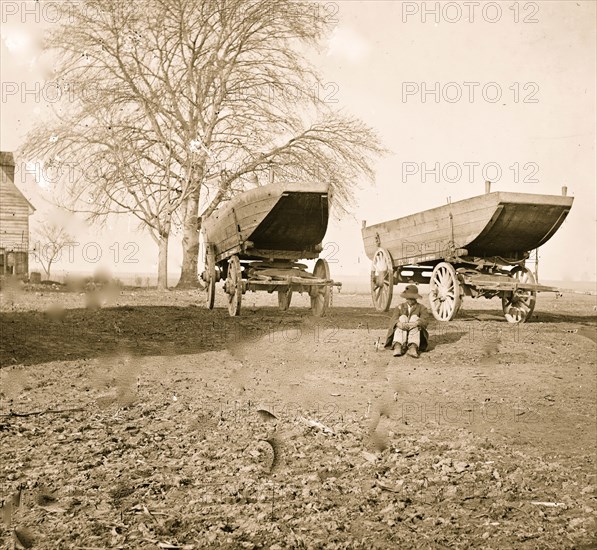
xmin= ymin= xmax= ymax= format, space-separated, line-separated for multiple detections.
xmin=1 ymin=288 xmax=596 ymax=549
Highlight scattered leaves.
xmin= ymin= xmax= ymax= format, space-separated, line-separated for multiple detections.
xmin=14 ymin=526 xmax=35 ymax=549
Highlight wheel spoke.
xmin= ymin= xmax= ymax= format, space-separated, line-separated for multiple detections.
xmin=519 ymin=301 xmax=531 ymax=312
xmin=429 ymin=262 xmax=461 ymax=322
xmin=226 ymin=256 xmax=242 ymax=316
xmin=370 ymin=249 xmax=394 ymax=312
xmin=442 ymin=302 xmax=450 ymax=319
xmin=502 ymin=266 xmax=536 ymax=323
xmin=312 ymin=258 xmax=331 ymax=316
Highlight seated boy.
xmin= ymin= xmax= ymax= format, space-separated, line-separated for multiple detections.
xmin=383 ymin=284 xmax=430 ymax=358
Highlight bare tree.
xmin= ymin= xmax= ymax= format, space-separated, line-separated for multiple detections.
xmin=32 ymin=223 xmax=73 ymax=281
xmin=23 ymin=0 xmax=386 ymax=288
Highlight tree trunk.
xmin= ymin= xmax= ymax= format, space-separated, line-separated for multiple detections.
xmin=176 ymin=191 xmax=201 ymax=288
xmin=157 ymin=233 xmax=169 ymax=291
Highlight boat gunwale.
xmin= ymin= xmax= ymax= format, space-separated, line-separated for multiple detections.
xmin=361 ymin=191 xmax=574 ymax=233
xmin=360 ymin=191 xmax=574 ymax=264
xmin=203 ymin=181 xmax=330 ymax=232
xmin=202 ymin=181 xmax=331 ymax=261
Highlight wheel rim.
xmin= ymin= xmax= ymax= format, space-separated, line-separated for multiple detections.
xmin=205 ymin=245 xmax=216 ymax=309
xmin=311 ymin=259 xmax=330 ymax=317
xmin=502 ymin=267 xmax=536 ymax=323
xmin=370 ymin=248 xmax=394 ymax=312
xmin=430 ymin=262 xmax=461 ymax=321
xmin=226 ymin=256 xmax=242 ymax=317
xmin=278 ymin=289 xmax=292 ymax=311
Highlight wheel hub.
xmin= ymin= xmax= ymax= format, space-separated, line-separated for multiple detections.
xmin=435 ymin=285 xmax=448 ymax=301
xmin=373 ymin=272 xmax=386 ymax=287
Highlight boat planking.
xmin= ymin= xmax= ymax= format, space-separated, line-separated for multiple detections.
xmin=362 ymin=191 xmax=574 ymax=267
xmin=202 ymin=181 xmax=330 ymax=262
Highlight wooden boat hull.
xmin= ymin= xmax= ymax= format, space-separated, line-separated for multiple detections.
xmin=362 ymin=192 xmax=574 ymax=266
xmin=202 ymin=181 xmax=330 ymax=261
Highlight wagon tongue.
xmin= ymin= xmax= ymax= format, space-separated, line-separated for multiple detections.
xmin=461 ymin=272 xmax=558 ymax=292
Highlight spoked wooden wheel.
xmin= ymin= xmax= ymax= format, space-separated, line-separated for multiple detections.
xmin=204 ymin=244 xmax=216 ymax=310
xmin=278 ymin=288 xmax=292 ymax=311
xmin=430 ymin=262 xmax=462 ymax=321
xmin=502 ymin=266 xmax=536 ymax=323
xmin=310 ymin=258 xmax=330 ymax=317
xmin=226 ymin=255 xmax=243 ymax=317
xmin=370 ymin=248 xmax=394 ymax=312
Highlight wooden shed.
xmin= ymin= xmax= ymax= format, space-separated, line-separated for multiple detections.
xmin=0 ymin=151 xmax=36 ymax=277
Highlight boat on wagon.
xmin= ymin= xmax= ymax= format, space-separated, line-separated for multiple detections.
xmin=361 ymin=183 xmax=574 ymax=323
xmin=201 ymin=181 xmax=341 ymax=317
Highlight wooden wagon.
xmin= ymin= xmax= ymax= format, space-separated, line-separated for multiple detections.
xmin=200 ymin=181 xmax=341 ymax=316
xmin=361 ymin=185 xmax=574 ymax=323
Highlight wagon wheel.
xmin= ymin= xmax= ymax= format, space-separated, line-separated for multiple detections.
xmin=226 ymin=255 xmax=243 ymax=317
xmin=502 ymin=266 xmax=536 ymax=323
xmin=204 ymin=244 xmax=216 ymax=310
xmin=370 ymin=248 xmax=394 ymax=312
xmin=310 ymin=258 xmax=330 ymax=317
xmin=278 ymin=288 xmax=292 ymax=311
xmin=429 ymin=262 xmax=462 ymax=322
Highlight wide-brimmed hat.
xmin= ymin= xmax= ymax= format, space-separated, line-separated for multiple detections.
xmin=400 ymin=284 xmax=421 ymax=299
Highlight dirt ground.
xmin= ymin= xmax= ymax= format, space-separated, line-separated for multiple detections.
xmin=1 ymin=285 xmax=596 ymax=549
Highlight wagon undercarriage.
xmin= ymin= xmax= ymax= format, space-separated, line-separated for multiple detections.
xmin=203 ymin=255 xmax=341 ymax=317
xmin=370 ymin=249 xmax=560 ymax=324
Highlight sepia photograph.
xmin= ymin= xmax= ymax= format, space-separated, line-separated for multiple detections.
xmin=1 ymin=1 xmax=596 ymax=548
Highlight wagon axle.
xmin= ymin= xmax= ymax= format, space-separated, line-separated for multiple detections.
xmin=203 ymin=255 xmax=340 ymax=317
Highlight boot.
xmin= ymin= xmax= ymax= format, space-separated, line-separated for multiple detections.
xmin=407 ymin=344 xmax=419 ymax=358
xmin=393 ymin=344 xmax=407 ymax=357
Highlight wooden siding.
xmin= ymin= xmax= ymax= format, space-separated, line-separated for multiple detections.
xmin=1 ymin=152 xmax=34 ymax=275
xmin=361 ymin=192 xmax=573 ymax=264
xmin=202 ymin=181 xmax=330 ymax=261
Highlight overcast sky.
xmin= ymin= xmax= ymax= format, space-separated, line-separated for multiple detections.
xmin=1 ymin=1 xmax=595 ymax=282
